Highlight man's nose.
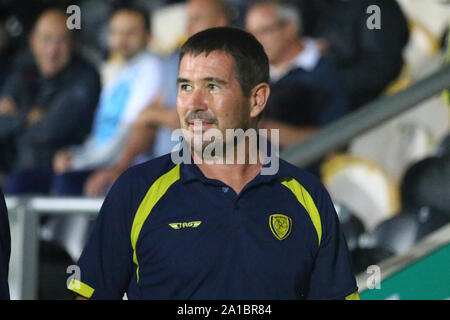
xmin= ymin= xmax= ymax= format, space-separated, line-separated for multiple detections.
xmin=188 ymin=88 xmax=208 ymax=111
xmin=44 ymin=43 xmax=59 ymax=59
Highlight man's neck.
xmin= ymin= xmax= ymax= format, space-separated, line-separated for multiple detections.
xmin=40 ymin=59 xmax=72 ymax=80
xmin=197 ymin=160 xmax=263 ymax=195
xmin=192 ymin=144 xmax=264 ymax=195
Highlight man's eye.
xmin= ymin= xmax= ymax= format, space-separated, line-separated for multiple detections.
xmin=180 ymin=84 xmax=192 ymax=91
xmin=208 ymin=83 xmax=219 ymax=91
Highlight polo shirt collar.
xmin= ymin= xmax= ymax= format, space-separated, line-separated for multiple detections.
xmin=179 ymin=139 xmax=289 ymax=186
xmin=270 ymin=38 xmax=321 ymax=82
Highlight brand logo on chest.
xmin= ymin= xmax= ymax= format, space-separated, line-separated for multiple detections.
xmin=169 ymin=221 xmax=202 ymax=229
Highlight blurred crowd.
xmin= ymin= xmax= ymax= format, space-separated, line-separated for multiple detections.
xmin=0 ymin=0 xmax=418 ymax=197
xmin=1 ymin=0 xmax=449 ymax=299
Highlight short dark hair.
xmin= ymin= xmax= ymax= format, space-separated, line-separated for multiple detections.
xmin=179 ymin=27 xmax=269 ymax=97
xmin=112 ymin=4 xmax=151 ymax=32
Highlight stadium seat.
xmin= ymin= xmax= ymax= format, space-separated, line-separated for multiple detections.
xmin=348 ymin=96 xmax=448 ymax=184
xmin=382 ymin=64 xmax=412 ymax=96
xmin=435 ymin=133 xmax=450 ymax=157
xmin=351 ymin=246 xmax=394 ymax=275
xmin=321 ymin=154 xmax=401 ymax=230
xmin=334 ymin=203 xmax=366 ymax=252
xmin=351 ymin=205 xmax=449 ymax=275
xmin=360 ymin=207 xmax=450 ymax=256
xmin=148 ymin=2 xmax=187 ymax=55
xmin=400 ymin=155 xmax=450 ymax=214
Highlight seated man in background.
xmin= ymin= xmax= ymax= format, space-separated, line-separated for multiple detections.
xmin=0 ymin=8 xmax=101 ymax=194
xmin=83 ymin=0 xmax=232 ymax=197
xmin=312 ymin=0 xmax=409 ymax=109
xmin=245 ymin=0 xmax=350 ymax=149
xmin=51 ymin=5 xmax=164 ymax=196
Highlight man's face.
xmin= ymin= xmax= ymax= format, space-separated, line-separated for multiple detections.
xmin=245 ymin=4 xmax=289 ymax=65
xmin=30 ymin=12 xmax=72 ymax=77
xmin=186 ymin=0 xmax=228 ymax=37
xmin=108 ymin=11 xmax=148 ymax=60
xmin=177 ymin=51 xmax=251 ymax=150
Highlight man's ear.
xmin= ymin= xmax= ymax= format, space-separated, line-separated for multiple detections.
xmin=249 ymin=83 xmax=270 ymax=119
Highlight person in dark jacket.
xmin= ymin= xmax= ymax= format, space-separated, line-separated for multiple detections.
xmin=0 ymin=187 xmax=10 ymax=300
xmin=313 ymin=0 xmax=410 ymax=109
xmin=0 ymin=8 xmax=101 ymax=194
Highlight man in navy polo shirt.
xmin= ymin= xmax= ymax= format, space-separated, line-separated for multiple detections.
xmin=68 ymin=27 xmax=359 ymax=300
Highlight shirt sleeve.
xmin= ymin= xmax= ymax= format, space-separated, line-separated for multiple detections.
xmin=67 ymin=173 xmax=134 ymax=299
xmin=121 ymin=57 xmax=163 ymax=125
xmin=306 ymin=184 xmax=359 ymax=300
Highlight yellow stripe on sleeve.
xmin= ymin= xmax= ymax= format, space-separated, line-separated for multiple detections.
xmin=67 ymin=278 xmax=95 ymax=299
xmin=280 ymin=177 xmax=322 ymax=246
xmin=130 ymin=164 xmax=181 ymax=283
xmin=345 ymin=291 xmax=361 ymax=300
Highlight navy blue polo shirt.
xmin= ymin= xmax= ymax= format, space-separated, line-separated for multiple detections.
xmin=68 ymin=153 xmax=358 ymax=300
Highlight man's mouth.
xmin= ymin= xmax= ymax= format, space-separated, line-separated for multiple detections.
xmin=187 ymin=118 xmax=216 ymax=128
xmin=188 ymin=121 xmax=216 ymax=135
xmin=185 ymin=110 xmax=217 ymax=126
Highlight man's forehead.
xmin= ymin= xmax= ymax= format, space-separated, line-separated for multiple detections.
xmin=188 ymin=0 xmax=219 ymax=15
xmin=246 ymin=4 xmax=277 ymax=26
xmin=179 ymin=51 xmax=235 ymax=78
xmin=111 ymin=11 xmax=145 ymax=28
xmin=35 ymin=12 xmax=68 ymax=35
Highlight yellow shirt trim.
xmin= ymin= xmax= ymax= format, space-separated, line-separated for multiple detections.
xmin=67 ymin=278 xmax=95 ymax=299
xmin=345 ymin=291 xmax=361 ymax=300
xmin=280 ymin=178 xmax=322 ymax=246
xmin=130 ymin=164 xmax=181 ymax=283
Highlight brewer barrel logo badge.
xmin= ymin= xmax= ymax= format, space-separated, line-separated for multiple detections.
xmin=269 ymin=214 xmax=292 ymax=240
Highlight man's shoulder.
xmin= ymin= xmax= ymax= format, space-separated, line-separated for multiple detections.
xmin=278 ymin=159 xmax=337 ymax=221
xmin=278 ymin=158 xmax=328 ymax=196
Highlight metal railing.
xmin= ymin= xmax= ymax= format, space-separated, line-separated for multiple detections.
xmin=356 ymin=223 xmax=450 ymax=299
xmin=4 ymin=64 xmax=450 ymax=300
xmin=6 ymin=197 xmax=103 ymax=300
xmin=280 ymin=65 xmax=450 ymax=167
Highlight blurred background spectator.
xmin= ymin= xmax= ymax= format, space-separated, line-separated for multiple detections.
xmin=50 ymin=5 xmax=163 ymax=196
xmin=0 ymin=8 xmax=101 ymax=194
xmin=305 ymin=0 xmax=410 ymax=109
xmin=245 ymin=0 xmax=350 ymax=150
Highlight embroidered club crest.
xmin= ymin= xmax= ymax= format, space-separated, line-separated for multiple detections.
xmin=269 ymin=214 xmax=292 ymax=240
